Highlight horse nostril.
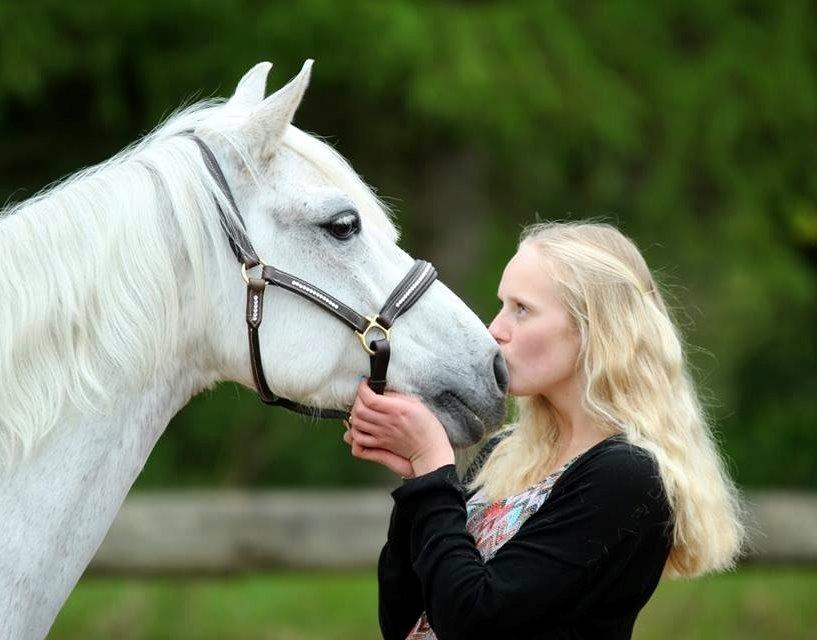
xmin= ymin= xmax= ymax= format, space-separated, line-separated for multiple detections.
xmin=493 ymin=350 xmax=509 ymax=393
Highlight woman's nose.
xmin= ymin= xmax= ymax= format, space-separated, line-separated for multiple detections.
xmin=488 ymin=315 xmax=509 ymax=343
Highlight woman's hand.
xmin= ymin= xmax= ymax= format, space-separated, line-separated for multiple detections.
xmin=343 ymin=380 xmax=455 ymax=478
xmin=342 ymin=423 xmax=415 ymax=478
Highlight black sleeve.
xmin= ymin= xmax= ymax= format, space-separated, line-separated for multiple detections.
xmin=392 ymin=451 xmax=664 ymax=640
xmin=377 ymin=489 xmax=427 ymax=639
xmin=378 ymin=433 xmax=505 ymax=639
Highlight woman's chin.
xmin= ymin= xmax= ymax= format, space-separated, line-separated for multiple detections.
xmin=506 ymin=378 xmax=531 ymax=397
xmin=507 ymin=385 xmax=541 ymax=398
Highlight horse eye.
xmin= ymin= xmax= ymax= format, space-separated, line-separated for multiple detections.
xmin=323 ymin=211 xmax=361 ymax=240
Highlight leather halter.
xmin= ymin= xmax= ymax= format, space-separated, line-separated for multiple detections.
xmin=187 ymin=133 xmax=438 ymax=419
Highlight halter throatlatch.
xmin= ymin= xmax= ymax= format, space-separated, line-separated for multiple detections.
xmin=188 ymin=133 xmax=437 ymax=419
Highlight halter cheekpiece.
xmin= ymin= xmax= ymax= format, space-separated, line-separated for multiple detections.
xmin=186 ymin=133 xmax=438 ymax=420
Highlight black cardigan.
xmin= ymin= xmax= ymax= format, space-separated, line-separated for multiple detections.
xmin=377 ymin=435 xmax=673 ymax=640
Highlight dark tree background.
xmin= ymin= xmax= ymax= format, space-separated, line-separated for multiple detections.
xmin=1 ymin=1 xmax=814 ymax=488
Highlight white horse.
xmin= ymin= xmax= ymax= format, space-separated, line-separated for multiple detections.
xmin=0 ymin=60 xmax=507 ymax=639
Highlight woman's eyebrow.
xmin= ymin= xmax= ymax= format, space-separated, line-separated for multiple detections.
xmin=498 ymin=293 xmax=535 ymax=307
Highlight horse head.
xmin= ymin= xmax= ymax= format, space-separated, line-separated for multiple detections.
xmin=195 ymin=61 xmax=507 ymax=446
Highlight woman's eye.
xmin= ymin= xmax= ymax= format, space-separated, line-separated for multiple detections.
xmin=516 ymin=303 xmax=528 ymax=315
xmin=323 ymin=211 xmax=361 ymax=240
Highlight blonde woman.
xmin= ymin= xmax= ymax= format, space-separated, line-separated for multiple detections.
xmin=343 ymin=221 xmax=745 ymax=640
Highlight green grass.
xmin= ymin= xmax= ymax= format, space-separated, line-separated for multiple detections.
xmin=634 ymin=565 xmax=817 ymax=639
xmin=48 ymin=566 xmax=817 ymax=639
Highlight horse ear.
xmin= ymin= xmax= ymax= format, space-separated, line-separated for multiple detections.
xmin=229 ymin=61 xmax=273 ymax=107
xmin=241 ymin=59 xmax=313 ymax=162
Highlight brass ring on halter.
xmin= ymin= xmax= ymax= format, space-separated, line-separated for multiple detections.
xmin=241 ymin=260 xmax=267 ymax=285
xmin=356 ymin=315 xmax=391 ymax=355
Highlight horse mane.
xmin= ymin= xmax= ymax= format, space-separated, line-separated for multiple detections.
xmin=0 ymin=96 xmax=396 ymax=466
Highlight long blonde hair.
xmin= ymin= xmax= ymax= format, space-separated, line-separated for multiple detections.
xmin=471 ymin=221 xmax=745 ymax=578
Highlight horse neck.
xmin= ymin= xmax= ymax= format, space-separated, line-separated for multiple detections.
xmin=0 ymin=132 xmax=233 ymax=462
xmin=0 ymin=372 xmax=199 ymax=640
xmin=0 ymin=139 xmax=230 ymax=639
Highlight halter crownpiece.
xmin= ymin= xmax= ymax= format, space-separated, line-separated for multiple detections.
xmin=187 ymin=132 xmax=438 ymax=419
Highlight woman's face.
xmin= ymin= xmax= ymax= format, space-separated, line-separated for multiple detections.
xmin=488 ymin=244 xmax=581 ymax=397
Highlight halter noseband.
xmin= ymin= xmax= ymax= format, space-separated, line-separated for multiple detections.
xmin=188 ymin=133 xmax=437 ymax=420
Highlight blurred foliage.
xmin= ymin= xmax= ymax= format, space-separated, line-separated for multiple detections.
xmin=1 ymin=1 xmax=815 ymax=488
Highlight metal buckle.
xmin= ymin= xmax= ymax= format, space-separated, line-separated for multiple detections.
xmin=356 ymin=315 xmax=391 ymax=355
xmin=241 ymin=261 xmax=267 ymax=285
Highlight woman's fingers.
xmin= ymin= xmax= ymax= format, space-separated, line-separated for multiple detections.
xmin=354 ymin=445 xmax=414 ymax=477
xmin=350 ymin=438 xmax=371 ymax=458
xmin=345 ymin=416 xmax=394 ymax=456
xmin=351 ymin=427 xmax=383 ymax=449
xmin=357 ymin=379 xmax=404 ymax=413
xmin=343 ymin=412 xmax=414 ymax=478
xmin=351 ymin=403 xmax=391 ymax=431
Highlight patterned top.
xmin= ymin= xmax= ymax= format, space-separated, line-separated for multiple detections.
xmin=405 ymin=456 xmax=579 ymax=640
